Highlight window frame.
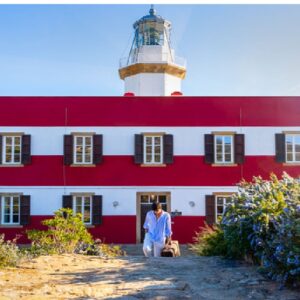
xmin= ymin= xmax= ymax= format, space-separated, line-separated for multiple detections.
xmin=72 ymin=195 xmax=92 ymax=225
xmin=2 ymin=135 xmax=22 ymax=165
xmin=214 ymin=134 xmax=234 ymax=164
xmin=143 ymin=134 xmax=163 ymax=165
xmin=73 ymin=135 xmax=93 ymax=165
xmin=285 ymin=133 xmax=300 ymax=163
xmin=215 ymin=195 xmax=232 ymax=223
xmin=1 ymin=195 xmax=20 ymax=225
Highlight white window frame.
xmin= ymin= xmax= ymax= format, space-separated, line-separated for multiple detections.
xmin=214 ymin=135 xmax=234 ymax=164
xmin=1 ymin=195 xmax=20 ymax=225
xmin=286 ymin=134 xmax=300 ymax=163
xmin=73 ymin=135 xmax=93 ymax=165
xmin=2 ymin=135 xmax=22 ymax=165
xmin=215 ymin=195 xmax=232 ymax=223
xmin=72 ymin=195 xmax=92 ymax=225
xmin=143 ymin=135 xmax=163 ymax=165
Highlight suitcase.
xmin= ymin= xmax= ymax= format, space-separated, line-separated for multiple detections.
xmin=161 ymin=240 xmax=181 ymax=257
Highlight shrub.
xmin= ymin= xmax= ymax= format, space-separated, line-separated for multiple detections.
xmin=75 ymin=239 xmax=126 ymax=257
xmin=192 ymin=173 xmax=300 ymax=286
xmin=221 ymin=173 xmax=300 ymax=285
xmin=0 ymin=234 xmax=21 ymax=268
xmin=27 ymin=208 xmax=93 ymax=255
xmin=190 ymin=224 xmax=227 ymax=256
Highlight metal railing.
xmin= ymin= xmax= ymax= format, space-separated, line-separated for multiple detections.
xmin=119 ymin=53 xmax=186 ymax=69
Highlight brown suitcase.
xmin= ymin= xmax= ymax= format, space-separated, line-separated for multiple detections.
xmin=161 ymin=240 xmax=181 ymax=257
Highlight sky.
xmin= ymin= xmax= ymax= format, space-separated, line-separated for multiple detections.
xmin=0 ymin=4 xmax=300 ymax=96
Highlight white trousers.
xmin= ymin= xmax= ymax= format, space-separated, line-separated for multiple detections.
xmin=143 ymin=233 xmax=165 ymax=257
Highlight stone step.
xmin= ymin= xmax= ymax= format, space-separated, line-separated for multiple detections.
xmin=121 ymin=244 xmax=195 ymax=256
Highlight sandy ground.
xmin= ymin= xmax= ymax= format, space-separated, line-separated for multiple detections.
xmin=0 ymin=249 xmax=299 ymax=300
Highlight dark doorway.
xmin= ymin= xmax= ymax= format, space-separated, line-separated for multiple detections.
xmin=138 ymin=193 xmax=169 ymax=242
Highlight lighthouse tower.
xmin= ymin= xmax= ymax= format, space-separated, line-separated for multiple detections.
xmin=119 ymin=6 xmax=186 ymax=96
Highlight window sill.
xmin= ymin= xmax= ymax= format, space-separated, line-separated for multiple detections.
xmin=70 ymin=164 xmax=96 ymax=167
xmin=141 ymin=163 xmax=167 ymax=167
xmin=0 ymin=225 xmax=23 ymax=228
xmin=211 ymin=163 xmax=238 ymax=167
xmin=85 ymin=225 xmax=95 ymax=228
xmin=283 ymin=162 xmax=300 ymax=166
xmin=0 ymin=164 xmax=24 ymax=167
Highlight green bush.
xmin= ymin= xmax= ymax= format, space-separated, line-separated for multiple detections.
xmin=222 ymin=173 xmax=300 ymax=285
xmin=27 ymin=208 xmax=93 ymax=255
xmin=0 ymin=234 xmax=21 ymax=268
xmin=76 ymin=239 xmax=126 ymax=257
xmin=190 ymin=224 xmax=227 ymax=256
xmin=191 ymin=173 xmax=300 ymax=286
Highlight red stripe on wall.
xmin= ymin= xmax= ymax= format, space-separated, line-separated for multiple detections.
xmin=0 ymin=215 xmax=204 ymax=244
xmin=0 ymin=97 xmax=299 ymax=126
xmin=0 ymin=156 xmax=299 ymax=186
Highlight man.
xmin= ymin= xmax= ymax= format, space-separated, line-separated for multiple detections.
xmin=143 ymin=202 xmax=172 ymax=257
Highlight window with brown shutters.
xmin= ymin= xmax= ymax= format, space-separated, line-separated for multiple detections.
xmin=134 ymin=134 xmax=144 ymax=164
xmin=21 ymin=135 xmax=31 ymax=165
xmin=93 ymin=134 xmax=103 ymax=165
xmin=62 ymin=195 xmax=103 ymax=226
xmin=163 ymin=134 xmax=174 ymax=164
xmin=275 ymin=133 xmax=286 ymax=163
xmin=20 ymin=195 xmax=31 ymax=225
xmin=205 ymin=133 xmax=245 ymax=165
xmin=205 ymin=195 xmax=216 ymax=225
xmin=92 ymin=195 xmax=103 ymax=225
xmin=135 ymin=133 xmax=174 ymax=165
xmin=204 ymin=134 xmax=214 ymax=164
xmin=64 ymin=135 xmax=73 ymax=165
xmin=234 ymin=134 xmax=245 ymax=164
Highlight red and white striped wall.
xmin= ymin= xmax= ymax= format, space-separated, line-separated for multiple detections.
xmin=0 ymin=96 xmax=299 ymax=244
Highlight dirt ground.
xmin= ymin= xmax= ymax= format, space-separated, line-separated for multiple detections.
xmin=0 ymin=246 xmax=299 ymax=300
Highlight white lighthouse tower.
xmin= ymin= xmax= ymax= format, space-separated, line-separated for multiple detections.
xmin=119 ymin=6 xmax=186 ymax=96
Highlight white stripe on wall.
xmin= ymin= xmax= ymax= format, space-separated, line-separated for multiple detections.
xmin=0 ymin=126 xmax=299 ymax=156
xmin=0 ymin=186 xmax=238 ymax=216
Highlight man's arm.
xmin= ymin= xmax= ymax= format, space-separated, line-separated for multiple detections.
xmin=165 ymin=213 xmax=172 ymax=243
xmin=143 ymin=212 xmax=150 ymax=233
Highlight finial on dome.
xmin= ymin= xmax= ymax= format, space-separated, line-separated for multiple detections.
xmin=149 ymin=4 xmax=156 ymax=16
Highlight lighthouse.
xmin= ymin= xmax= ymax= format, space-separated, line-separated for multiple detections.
xmin=119 ymin=6 xmax=186 ymax=96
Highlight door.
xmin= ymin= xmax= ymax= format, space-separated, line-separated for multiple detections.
xmin=136 ymin=193 xmax=170 ymax=243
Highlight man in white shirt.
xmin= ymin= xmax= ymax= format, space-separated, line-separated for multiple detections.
xmin=143 ymin=202 xmax=172 ymax=257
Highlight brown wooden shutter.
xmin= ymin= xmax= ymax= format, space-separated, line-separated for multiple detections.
xmin=275 ymin=133 xmax=286 ymax=163
xmin=92 ymin=195 xmax=103 ymax=225
xmin=62 ymin=195 xmax=73 ymax=209
xmin=20 ymin=195 xmax=31 ymax=225
xmin=64 ymin=135 xmax=73 ymax=165
xmin=163 ymin=134 xmax=174 ymax=164
xmin=205 ymin=195 xmax=216 ymax=225
xmin=234 ymin=134 xmax=245 ymax=164
xmin=0 ymin=135 xmax=2 ymax=164
xmin=93 ymin=134 xmax=103 ymax=165
xmin=204 ymin=134 xmax=214 ymax=164
xmin=21 ymin=135 xmax=31 ymax=165
xmin=134 ymin=134 xmax=144 ymax=164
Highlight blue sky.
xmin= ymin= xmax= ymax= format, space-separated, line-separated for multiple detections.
xmin=0 ymin=4 xmax=300 ymax=96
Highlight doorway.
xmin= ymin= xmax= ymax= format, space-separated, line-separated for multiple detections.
xmin=136 ymin=192 xmax=171 ymax=243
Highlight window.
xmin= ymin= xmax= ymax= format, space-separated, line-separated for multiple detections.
xmin=140 ymin=194 xmax=167 ymax=204
xmin=2 ymin=136 xmax=22 ymax=165
xmin=214 ymin=135 xmax=233 ymax=164
xmin=74 ymin=135 xmax=93 ymax=164
xmin=286 ymin=134 xmax=300 ymax=163
xmin=143 ymin=135 xmax=163 ymax=164
xmin=73 ymin=195 xmax=92 ymax=224
xmin=1 ymin=195 xmax=20 ymax=225
xmin=216 ymin=195 xmax=232 ymax=222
